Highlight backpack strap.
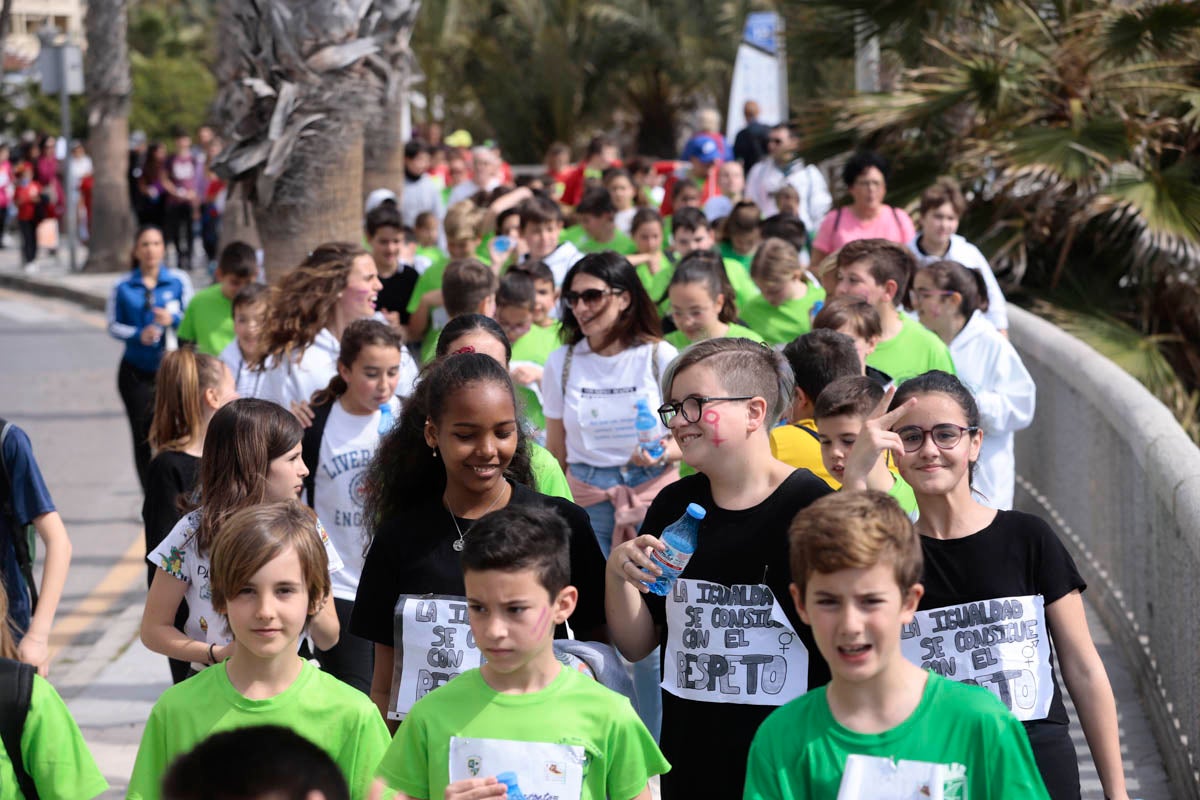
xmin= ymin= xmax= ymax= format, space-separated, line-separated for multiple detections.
xmin=793 ymin=422 xmax=821 ymax=442
xmin=891 ymin=205 xmax=902 ymax=230
xmin=833 ymin=206 xmax=842 ymax=232
xmin=650 ymin=341 xmax=662 ymax=388
xmin=0 ymin=658 xmax=40 ymax=800
xmin=301 ymin=402 xmax=335 ymax=508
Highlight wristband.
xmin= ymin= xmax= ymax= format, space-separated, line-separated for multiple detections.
xmin=207 ymin=643 xmax=217 ymax=665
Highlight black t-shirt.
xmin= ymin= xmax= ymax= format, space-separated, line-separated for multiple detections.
xmin=919 ymin=509 xmax=1086 ymax=799
xmin=141 ymin=450 xmax=199 ymax=555
xmin=350 ymin=482 xmax=607 ymax=646
xmin=377 ymin=266 xmax=420 ymax=325
xmin=641 ymin=469 xmax=833 ymax=800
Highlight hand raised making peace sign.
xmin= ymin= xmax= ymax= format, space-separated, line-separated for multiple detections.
xmin=839 ymin=386 xmax=917 ymax=492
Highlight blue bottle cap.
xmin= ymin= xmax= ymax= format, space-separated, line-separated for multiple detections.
xmin=685 ymin=503 xmax=706 ymax=520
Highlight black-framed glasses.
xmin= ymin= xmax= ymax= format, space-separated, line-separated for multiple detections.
xmin=657 ymin=395 xmax=755 ymax=427
xmin=893 ymin=424 xmax=979 ymax=453
xmin=563 ymin=287 xmax=622 ymax=307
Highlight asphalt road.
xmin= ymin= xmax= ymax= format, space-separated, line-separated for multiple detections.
xmin=0 ymin=286 xmax=151 ymax=678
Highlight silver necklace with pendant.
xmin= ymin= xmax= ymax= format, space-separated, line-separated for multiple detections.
xmin=447 ymin=482 xmax=507 ymax=552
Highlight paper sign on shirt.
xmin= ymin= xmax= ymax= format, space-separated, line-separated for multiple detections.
xmin=837 ymin=754 xmax=968 ymax=800
xmin=390 ymin=594 xmax=482 ymax=720
xmin=661 ymin=578 xmax=808 ymax=705
xmin=900 ymin=594 xmax=1053 ymax=722
xmin=577 ymin=385 xmax=639 ymax=452
xmin=450 ymin=737 xmax=585 ymax=800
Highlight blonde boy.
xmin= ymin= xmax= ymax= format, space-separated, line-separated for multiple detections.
xmin=744 ymin=491 xmax=1049 ymax=800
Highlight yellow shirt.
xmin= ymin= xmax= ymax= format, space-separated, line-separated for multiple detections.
xmin=770 ymin=420 xmax=838 ymax=489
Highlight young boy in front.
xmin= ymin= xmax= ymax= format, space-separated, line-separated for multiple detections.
xmin=377 ymin=505 xmax=669 ymax=800
xmin=127 ymin=502 xmax=389 ymax=800
xmin=744 ymin=491 xmax=1050 ymax=800
xmin=832 ymin=238 xmax=955 ymax=383
xmin=178 ymin=241 xmax=256 ymax=355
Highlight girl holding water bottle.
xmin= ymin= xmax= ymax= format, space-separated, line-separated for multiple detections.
xmin=605 ymin=338 xmax=832 ymax=800
xmin=299 ymin=319 xmax=404 ymax=692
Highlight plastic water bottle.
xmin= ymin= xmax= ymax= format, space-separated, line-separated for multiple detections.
xmin=646 ymin=503 xmax=706 ymax=596
xmin=635 ymin=398 xmax=665 ymax=460
xmin=377 ymin=402 xmax=394 ymax=436
xmin=495 ymin=772 xmax=526 ymax=800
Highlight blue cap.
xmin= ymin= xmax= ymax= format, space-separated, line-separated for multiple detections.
xmin=681 ymin=133 xmax=725 ymax=165
xmin=686 ymin=503 xmax=707 ymax=519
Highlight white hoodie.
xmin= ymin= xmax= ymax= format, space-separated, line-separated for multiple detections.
xmin=909 ymin=233 xmax=1009 ymax=332
xmin=950 ymin=310 xmax=1036 ymax=509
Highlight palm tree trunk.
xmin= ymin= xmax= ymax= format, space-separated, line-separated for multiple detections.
xmin=363 ymin=105 xmax=405 ymax=203
xmin=255 ymin=121 xmax=364 ymax=282
xmin=82 ymin=0 xmax=135 ymax=273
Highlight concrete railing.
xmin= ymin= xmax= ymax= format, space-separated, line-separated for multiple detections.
xmin=1009 ymin=306 xmax=1200 ymax=799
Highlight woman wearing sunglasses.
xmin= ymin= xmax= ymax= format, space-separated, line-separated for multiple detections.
xmin=543 ymin=251 xmax=679 ymax=739
xmin=106 ymin=224 xmax=194 ymax=491
xmin=840 ymin=371 xmax=1128 ymax=800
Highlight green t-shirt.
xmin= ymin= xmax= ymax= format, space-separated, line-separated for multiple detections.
xmin=127 ymin=660 xmax=390 ymax=800
xmin=866 ymin=312 xmax=956 ymax=384
xmin=888 ymin=470 xmax=918 ymax=514
xmin=531 ymin=441 xmax=572 ymax=501
xmin=744 ymin=673 xmax=1050 ymax=800
xmin=561 ymin=224 xmax=637 ymax=256
xmin=407 ymin=261 xmax=447 ymax=316
xmin=415 ymin=246 xmax=448 ymax=275
xmin=739 ymin=286 xmax=826 ymax=346
xmin=719 ymin=239 xmax=755 ymax=272
xmin=378 ymin=666 xmax=669 ymax=800
xmin=664 ymin=322 xmax=766 ymax=350
xmin=635 ymin=259 xmax=675 ymax=315
xmin=177 ymin=283 xmax=235 ymax=356
xmin=722 ymin=256 xmax=762 ymax=313
xmin=511 ymin=323 xmax=562 ymax=431
xmin=0 ymin=672 xmax=108 ymax=800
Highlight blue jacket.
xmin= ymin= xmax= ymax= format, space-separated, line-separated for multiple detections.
xmin=106 ymin=266 xmax=193 ymax=372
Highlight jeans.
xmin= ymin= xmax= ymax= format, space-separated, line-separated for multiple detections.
xmin=567 ymin=461 xmax=667 ymax=740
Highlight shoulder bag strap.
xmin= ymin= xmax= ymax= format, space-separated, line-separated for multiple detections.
xmin=0 ymin=658 xmax=40 ymax=800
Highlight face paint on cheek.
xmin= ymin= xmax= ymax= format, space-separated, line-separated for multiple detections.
xmin=534 ymin=607 xmax=550 ymax=638
xmin=703 ymin=409 xmax=726 ymax=447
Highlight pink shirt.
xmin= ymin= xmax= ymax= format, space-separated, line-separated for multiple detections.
xmin=813 ymin=204 xmax=916 ymax=254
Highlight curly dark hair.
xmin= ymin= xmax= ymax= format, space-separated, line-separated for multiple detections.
xmin=362 ymin=352 xmax=535 ymax=538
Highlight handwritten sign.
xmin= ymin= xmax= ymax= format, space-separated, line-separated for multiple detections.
xmin=662 ymin=579 xmax=808 ymax=705
xmin=389 ymin=594 xmax=482 ymax=720
xmin=900 ymin=594 xmax=1053 ymax=722
xmin=838 ymin=754 xmax=968 ymax=800
xmin=450 ymin=737 xmax=585 ymax=800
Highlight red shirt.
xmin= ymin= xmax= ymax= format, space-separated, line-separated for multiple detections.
xmin=14 ymin=181 xmax=41 ymax=222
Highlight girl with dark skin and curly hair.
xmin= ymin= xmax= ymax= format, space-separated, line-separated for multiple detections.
xmin=253 ymin=242 xmax=418 ymax=417
xmin=349 ymin=352 xmax=608 ymax=728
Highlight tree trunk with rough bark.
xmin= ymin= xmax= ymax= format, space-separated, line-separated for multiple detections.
xmin=82 ymin=0 xmax=135 ymax=273
xmin=363 ymin=105 xmax=405 ymax=203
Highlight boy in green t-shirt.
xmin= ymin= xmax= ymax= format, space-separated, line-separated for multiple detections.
xmin=413 ymin=210 xmax=448 ymax=274
xmin=496 ymin=270 xmax=557 ymax=436
xmin=832 ymin=238 xmax=955 ymax=383
xmin=419 ymin=258 xmax=499 ymax=363
xmin=743 ymin=491 xmax=1049 ymax=800
xmin=377 ymin=505 xmax=669 ymax=800
xmin=178 ymin=241 xmax=256 ymax=355
xmin=813 ymin=376 xmax=917 ymax=513
xmin=127 ymin=503 xmax=389 ymax=800
xmin=562 ymin=186 xmax=637 ymax=255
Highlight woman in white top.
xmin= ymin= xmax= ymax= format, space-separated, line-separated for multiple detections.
xmin=253 ymin=242 xmax=418 ymax=412
xmin=910 ymin=259 xmax=1035 ymax=509
xmin=908 ymin=178 xmax=1009 ymax=335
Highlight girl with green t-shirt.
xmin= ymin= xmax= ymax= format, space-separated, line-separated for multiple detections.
xmin=664 ymin=251 xmax=766 ymax=350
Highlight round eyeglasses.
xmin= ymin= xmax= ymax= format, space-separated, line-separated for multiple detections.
xmin=893 ymin=424 xmax=979 ymax=453
xmin=657 ymin=395 xmax=754 ymax=427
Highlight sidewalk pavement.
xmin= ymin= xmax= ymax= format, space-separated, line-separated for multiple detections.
xmin=0 ymin=244 xmax=1175 ymax=799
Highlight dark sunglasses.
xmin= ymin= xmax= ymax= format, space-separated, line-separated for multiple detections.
xmin=563 ymin=287 xmax=622 ymax=307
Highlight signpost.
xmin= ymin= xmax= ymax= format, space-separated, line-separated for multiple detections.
xmin=37 ymin=29 xmax=84 ymax=272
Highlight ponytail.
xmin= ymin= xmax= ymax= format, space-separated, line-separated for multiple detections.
xmin=922 ymin=259 xmax=989 ymax=319
xmin=150 ymin=350 xmax=226 ymax=452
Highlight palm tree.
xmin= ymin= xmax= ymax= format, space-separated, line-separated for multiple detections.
xmin=83 ymin=0 xmax=136 ymax=273
xmin=210 ymin=0 xmax=418 ymax=280
xmin=791 ymin=0 xmax=1200 ymax=402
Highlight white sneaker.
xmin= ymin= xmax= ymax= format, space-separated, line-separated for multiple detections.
xmin=22 ymin=260 xmax=39 ymax=274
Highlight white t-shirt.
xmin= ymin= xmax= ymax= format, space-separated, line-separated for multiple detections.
xmin=542 ymin=339 xmax=678 ymax=467
xmin=220 ymin=340 xmax=266 ymax=399
xmin=257 ymin=326 xmax=420 ymax=408
xmin=312 ymin=398 xmax=399 ymax=601
xmin=148 ymin=508 xmax=345 ymax=650
xmin=538 ymin=241 xmax=586 ymax=288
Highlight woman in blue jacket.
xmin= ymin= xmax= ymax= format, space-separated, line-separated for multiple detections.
xmin=106 ymin=225 xmax=193 ymax=490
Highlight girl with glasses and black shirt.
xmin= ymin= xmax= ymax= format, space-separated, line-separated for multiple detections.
xmin=841 ymin=370 xmax=1129 ymax=800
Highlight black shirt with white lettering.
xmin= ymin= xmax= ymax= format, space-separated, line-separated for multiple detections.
xmin=350 ymin=481 xmax=607 ymax=647
xmin=642 ymin=470 xmax=833 ymax=800
xmin=918 ymin=508 xmax=1086 ymax=799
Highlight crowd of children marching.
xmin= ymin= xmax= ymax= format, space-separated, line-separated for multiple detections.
xmin=0 ymin=114 xmax=1139 ymax=800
